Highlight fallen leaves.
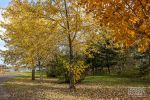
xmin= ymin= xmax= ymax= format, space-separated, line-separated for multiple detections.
xmin=3 ymin=77 xmax=150 ymax=100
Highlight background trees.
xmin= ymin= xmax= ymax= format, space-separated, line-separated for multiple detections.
xmin=86 ymin=41 xmax=118 ymax=74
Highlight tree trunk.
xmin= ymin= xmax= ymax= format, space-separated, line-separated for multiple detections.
xmin=148 ymin=43 xmax=150 ymax=65
xmin=68 ymin=34 xmax=75 ymax=90
xmin=31 ymin=59 xmax=35 ymax=80
xmin=92 ymin=67 xmax=95 ymax=75
xmin=38 ymin=60 xmax=43 ymax=82
xmin=69 ymin=64 xmax=75 ymax=90
xmin=107 ymin=66 xmax=110 ymax=74
xmin=32 ymin=67 xmax=35 ymax=80
xmin=64 ymin=0 xmax=75 ymax=90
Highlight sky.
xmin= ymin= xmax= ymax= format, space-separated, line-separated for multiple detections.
xmin=0 ymin=0 xmax=11 ymax=8
xmin=0 ymin=0 xmax=11 ymax=64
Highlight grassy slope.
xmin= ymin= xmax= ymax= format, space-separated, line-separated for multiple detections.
xmin=3 ymin=72 xmax=150 ymax=100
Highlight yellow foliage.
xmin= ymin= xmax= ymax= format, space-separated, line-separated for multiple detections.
xmin=65 ymin=61 xmax=88 ymax=82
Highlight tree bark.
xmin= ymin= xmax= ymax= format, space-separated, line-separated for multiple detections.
xmin=68 ymin=35 xmax=75 ymax=89
xmin=32 ymin=67 xmax=35 ymax=80
xmin=92 ymin=67 xmax=95 ymax=75
xmin=107 ymin=66 xmax=110 ymax=74
xmin=64 ymin=0 xmax=75 ymax=90
xmin=148 ymin=43 xmax=150 ymax=65
xmin=38 ymin=60 xmax=43 ymax=82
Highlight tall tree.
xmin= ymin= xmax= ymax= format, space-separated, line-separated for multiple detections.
xmin=0 ymin=0 xmax=59 ymax=80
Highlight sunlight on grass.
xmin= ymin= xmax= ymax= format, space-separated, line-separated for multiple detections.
xmin=3 ymin=72 xmax=150 ymax=99
xmin=84 ymin=76 xmax=150 ymax=87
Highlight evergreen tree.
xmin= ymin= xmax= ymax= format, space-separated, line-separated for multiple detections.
xmin=86 ymin=41 xmax=118 ymax=74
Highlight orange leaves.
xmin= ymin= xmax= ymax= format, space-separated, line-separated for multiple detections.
xmin=138 ymin=46 xmax=145 ymax=52
xmin=138 ymin=43 xmax=147 ymax=52
xmin=127 ymin=29 xmax=136 ymax=38
xmin=129 ymin=17 xmax=139 ymax=24
xmin=81 ymin=0 xmax=149 ymax=52
xmin=137 ymin=38 xmax=150 ymax=52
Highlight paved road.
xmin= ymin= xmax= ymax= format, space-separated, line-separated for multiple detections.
xmin=0 ymin=74 xmax=14 ymax=100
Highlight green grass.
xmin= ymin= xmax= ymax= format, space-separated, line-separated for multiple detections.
xmin=3 ymin=72 xmax=150 ymax=99
xmin=7 ymin=72 xmax=150 ymax=87
xmin=83 ymin=75 xmax=150 ymax=87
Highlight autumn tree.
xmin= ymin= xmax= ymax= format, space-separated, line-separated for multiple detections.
xmin=32 ymin=0 xmax=94 ymax=89
xmin=51 ymin=0 xmax=92 ymax=90
xmin=0 ymin=0 xmax=59 ymax=80
xmin=81 ymin=0 xmax=150 ymax=51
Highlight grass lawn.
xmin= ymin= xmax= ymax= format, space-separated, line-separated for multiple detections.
xmin=3 ymin=72 xmax=150 ymax=100
xmin=83 ymin=75 xmax=150 ymax=87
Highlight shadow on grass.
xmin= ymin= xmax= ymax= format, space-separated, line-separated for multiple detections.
xmin=5 ymin=78 xmax=150 ymax=100
xmin=3 ymin=73 xmax=150 ymax=99
xmin=11 ymin=74 xmax=150 ymax=88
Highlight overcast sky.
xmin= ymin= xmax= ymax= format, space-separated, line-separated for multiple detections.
xmin=0 ymin=0 xmax=11 ymax=64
